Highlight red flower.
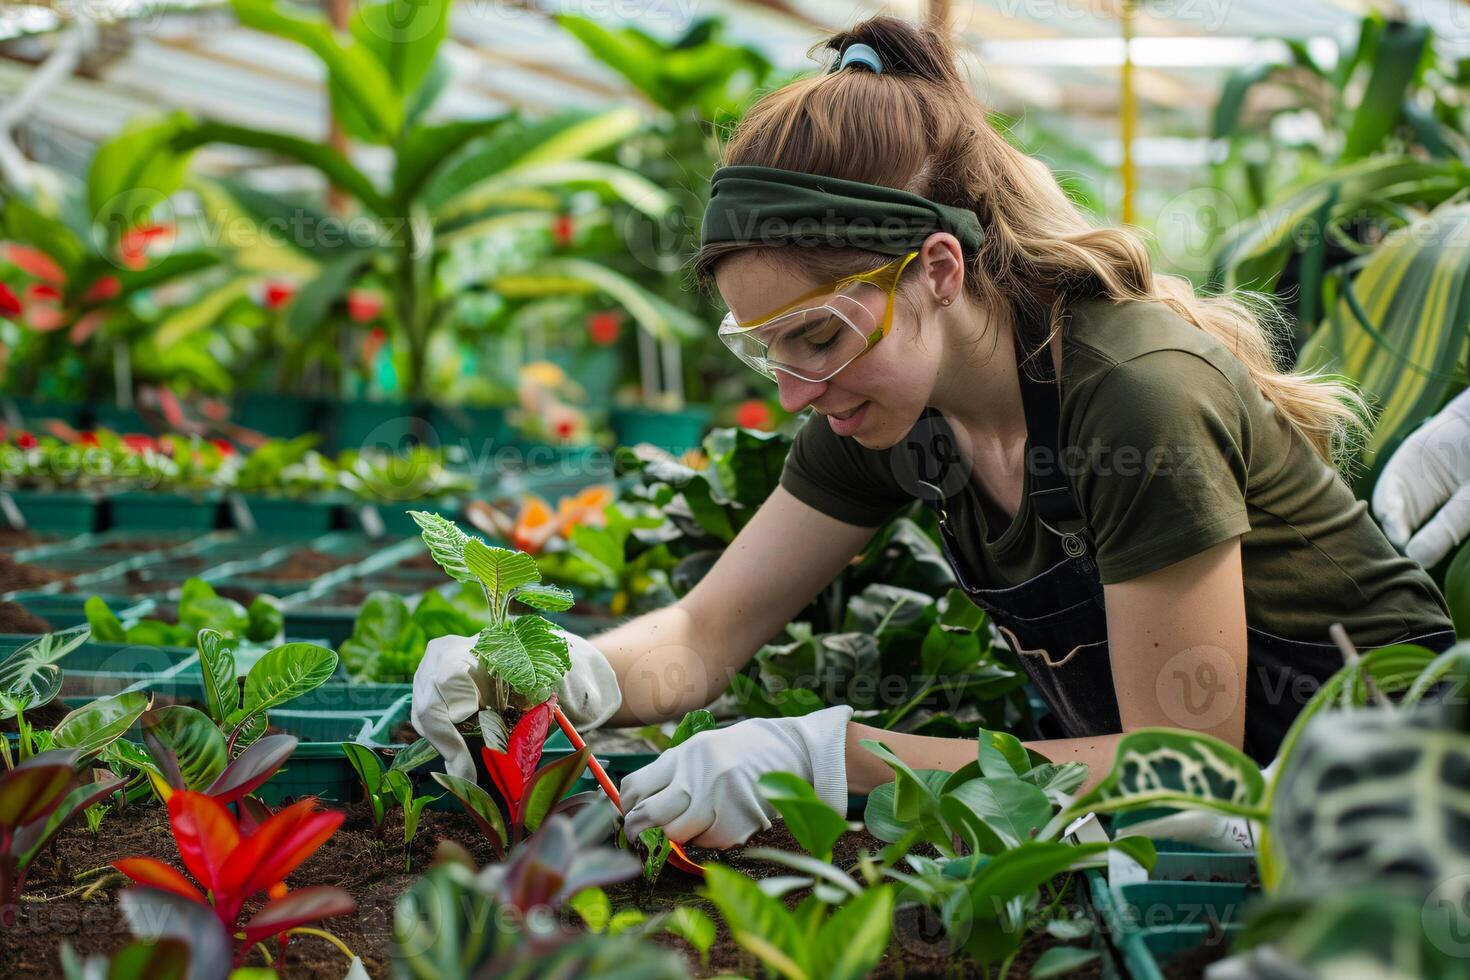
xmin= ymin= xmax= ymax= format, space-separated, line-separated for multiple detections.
xmin=734 ymin=399 xmax=773 ymax=431
xmin=0 ymin=283 xmax=20 ymax=319
xmin=586 ymin=310 xmax=621 ymax=346
xmin=5 ymin=244 xmax=65 ymax=286
xmin=211 ymin=438 xmax=235 ymax=456
xmin=262 ymin=282 xmax=295 ymax=310
xmin=79 ymin=431 xmax=99 ymax=448
xmin=83 ymin=276 xmax=121 ymax=303
xmin=117 ymin=224 xmax=172 ymax=270
xmin=16 ymin=431 xmax=36 ymax=450
xmin=346 ymin=289 xmax=383 ymax=324
xmin=27 ymin=283 xmax=61 ymax=302
xmin=551 ymin=213 xmax=575 ymax=247
xmin=554 ymin=418 xmax=576 ymax=440
xmin=122 ymin=434 xmax=158 ymax=453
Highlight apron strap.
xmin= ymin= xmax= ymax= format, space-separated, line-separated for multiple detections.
xmin=1015 ymin=316 xmax=1088 ymax=535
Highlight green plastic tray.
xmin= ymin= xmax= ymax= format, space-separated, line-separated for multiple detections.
xmin=107 ymin=492 xmax=224 ymax=531
xmin=234 ymin=494 xmax=343 ymax=536
xmin=610 ymin=406 xmax=711 ymax=455
xmin=235 ymin=392 xmax=321 ymax=438
xmin=3 ymin=592 xmax=156 ymax=631
xmin=4 ymin=490 xmax=101 ymax=535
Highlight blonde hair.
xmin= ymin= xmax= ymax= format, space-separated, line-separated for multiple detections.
xmin=693 ymin=16 xmax=1367 ymax=467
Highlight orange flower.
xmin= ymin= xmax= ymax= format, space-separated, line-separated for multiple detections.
xmin=512 ymin=495 xmax=557 ymax=554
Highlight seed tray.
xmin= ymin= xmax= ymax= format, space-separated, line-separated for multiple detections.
xmin=230 ymin=493 xmax=345 ymax=536
xmin=106 ymin=491 xmax=226 ymax=532
xmin=2 ymin=592 xmax=157 ymax=633
xmin=2 ymin=490 xmax=102 ymax=535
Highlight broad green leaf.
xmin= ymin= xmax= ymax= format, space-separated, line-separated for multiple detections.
xmin=492 ymin=257 xmax=701 ymax=343
xmin=662 ymin=906 xmax=716 ymax=967
xmin=343 ymin=742 xmax=384 ymax=796
xmin=394 ymin=115 xmax=510 ymax=205
xmin=864 ymin=769 xmax=951 ymax=846
xmin=471 ymin=617 xmax=570 ymax=698
xmin=431 ymin=772 xmax=507 ymax=853
xmin=521 ymin=747 xmax=590 ymax=833
xmin=701 ymin=865 xmax=805 ymax=978
xmin=351 ymin=0 xmax=449 ymax=100
xmin=977 ymin=728 xmax=1028 ymax=779
xmin=943 ymin=778 xmax=1052 ymax=850
xmin=670 ymin=709 xmax=715 ymax=748
xmin=52 ymin=692 xmax=150 ymax=756
xmin=509 ymin=583 xmax=575 ymax=613
xmin=180 ymin=596 xmax=249 ymax=643
xmin=0 ymin=658 xmax=62 ymax=720
xmin=85 ymin=596 xmax=127 ymax=643
xmin=141 ymin=706 xmax=228 ymax=791
xmin=389 ymin=737 xmax=440 ymax=773
xmin=8 ymin=625 xmax=92 ymax=666
xmin=245 ymin=596 xmax=284 ymax=644
xmin=860 ymin=739 xmax=941 ymax=823
xmin=196 ymin=629 xmax=238 ymax=725
xmin=569 ymin=886 xmax=611 ymax=933
xmin=88 ymin=113 xmax=193 ymax=247
xmin=1032 ymin=946 xmax=1100 ymax=979
xmin=241 ymin=643 xmax=338 ymax=718
xmin=756 ymin=772 xmax=848 ymax=863
xmin=1060 ymin=728 xmax=1268 ymax=825
xmin=463 ymin=538 xmax=539 ymax=610
xmin=813 ymin=884 xmax=895 ymax=980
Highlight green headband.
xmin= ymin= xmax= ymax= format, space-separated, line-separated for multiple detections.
xmin=700 ymin=164 xmax=985 ymax=257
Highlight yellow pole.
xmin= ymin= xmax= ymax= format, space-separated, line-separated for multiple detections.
xmin=1120 ymin=0 xmax=1137 ymax=225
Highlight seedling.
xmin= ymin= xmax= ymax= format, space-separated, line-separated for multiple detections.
xmin=0 ymin=749 xmax=125 ymax=926
xmin=86 ymin=579 xmax=283 ymax=648
xmin=342 ymin=739 xmax=440 ymax=869
xmin=339 ymin=590 xmax=485 ymax=682
xmin=142 ymin=709 xmax=299 ymax=803
xmin=623 ymin=708 xmax=715 ymax=882
xmin=0 ymin=626 xmax=91 ymax=768
xmin=113 ymin=790 xmax=356 ymax=966
xmin=432 ymin=698 xmax=591 ymax=857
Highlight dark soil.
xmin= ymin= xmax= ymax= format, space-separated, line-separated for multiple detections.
xmin=1162 ymin=923 xmax=1232 ymax=979
xmin=62 ymin=568 xmax=170 ymax=597
xmin=95 ymin=538 xmax=178 ymax=555
xmin=213 ymin=584 xmax=261 ymax=606
xmin=2 ymin=806 xmax=1115 ymax=980
xmin=267 ymin=549 xmax=360 ymax=582
xmin=0 ymin=600 xmax=53 ymax=633
xmin=0 ymin=554 xmax=71 ymax=592
xmin=0 ymin=697 xmax=68 ymax=732
xmin=0 ymin=528 xmax=54 ymax=549
xmin=392 ymin=551 xmax=440 ymax=572
xmin=319 ymin=578 xmax=433 ymax=608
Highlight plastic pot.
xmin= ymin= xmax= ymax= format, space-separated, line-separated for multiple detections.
xmin=107 ymin=491 xmax=224 ymax=531
xmin=4 ymin=490 xmax=102 ymax=535
xmin=610 ymin=405 xmax=711 ymax=455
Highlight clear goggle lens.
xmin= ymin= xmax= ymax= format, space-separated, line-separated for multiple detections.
xmin=720 ymin=286 xmax=883 ymax=383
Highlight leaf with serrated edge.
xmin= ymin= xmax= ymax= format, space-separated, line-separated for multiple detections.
xmin=463 ymin=538 xmax=538 ymax=610
xmin=409 ymin=510 xmax=477 ymax=584
xmin=510 ymin=583 xmax=575 ymax=612
xmin=472 ymin=617 xmax=570 ymax=697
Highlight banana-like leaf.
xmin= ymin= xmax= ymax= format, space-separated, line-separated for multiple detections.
xmin=1342 ymin=20 xmax=1429 ymax=162
xmin=52 ymin=692 xmax=150 ymax=756
xmin=152 ymin=276 xmax=253 ymax=348
xmin=394 ymin=115 xmax=511 ymax=206
xmin=196 ymin=629 xmax=238 ymax=726
xmin=1298 ymin=201 xmax=1470 ymax=488
xmin=437 ymin=160 xmax=673 ymax=224
xmin=173 ymin=120 xmax=390 ymax=215
xmin=350 ymin=0 xmax=449 ymax=101
xmin=492 ymin=257 xmax=704 ymax=343
xmin=231 ymin=0 xmax=401 ymax=144
xmin=88 ymin=113 xmax=195 ymax=249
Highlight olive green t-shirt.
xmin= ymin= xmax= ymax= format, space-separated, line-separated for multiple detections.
xmin=780 ymin=295 xmax=1452 ymax=646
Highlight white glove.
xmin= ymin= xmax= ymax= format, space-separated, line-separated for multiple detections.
xmin=410 ymin=628 xmax=622 ymax=783
xmin=621 ymin=704 xmax=853 ymax=849
xmin=1373 ymin=387 xmax=1470 ymax=567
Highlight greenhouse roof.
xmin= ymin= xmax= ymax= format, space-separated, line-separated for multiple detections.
xmin=1 ymin=0 xmax=1468 ymax=175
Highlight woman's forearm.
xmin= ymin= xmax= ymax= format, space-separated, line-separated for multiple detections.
xmin=590 ymin=602 xmax=750 ymax=726
xmin=844 ymin=721 xmax=1126 ymax=795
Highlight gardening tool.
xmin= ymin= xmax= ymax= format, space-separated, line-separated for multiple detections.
xmin=551 ymin=705 xmax=705 ymax=877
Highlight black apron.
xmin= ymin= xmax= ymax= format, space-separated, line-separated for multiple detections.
xmin=907 ymin=338 xmax=1457 ymax=765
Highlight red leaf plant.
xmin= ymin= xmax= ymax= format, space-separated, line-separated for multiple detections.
xmin=113 ymin=791 xmax=355 ymax=964
xmin=483 ymin=699 xmax=554 ymax=826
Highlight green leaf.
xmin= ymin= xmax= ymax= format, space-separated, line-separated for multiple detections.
xmin=812 ymin=884 xmax=895 ymax=980
xmin=245 ymin=596 xmax=284 ymax=644
xmin=394 ymin=115 xmax=509 ymax=205
xmin=196 ymin=629 xmax=238 ymax=725
xmin=351 ymin=0 xmax=449 ymax=101
xmin=520 ymin=747 xmax=590 ymax=833
xmin=84 ymin=596 xmax=127 ymax=643
xmin=977 ymin=728 xmax=1029 ymax=779
xmin=463 ymin=538 xmax=539 ymax=611
xmin=669 ymin=709 xmax=715 ymax=748
xmin=860 ymin=739 xmax=941 ymax=823
xmin=1031 ymin=947 xmax=1100 ymax=979
xmin=0 ymin=657 xmax=61 ymax=720
xmin=863 ymin=769 xmax=951 ymax=846
xmin=569 ymin=886 xmax=612 ymax=933
xmin=231 ymin=0 xmax=402 ymax=143
xmin=88 ymin=113 xmax=193 ymax=248
xmin=756 ymin=772 xmax=848 ymax=863
xmin=180 ymin=596 xmax=249 ymax=644
xmin=509 ymin=583 xmax=575 ymax=613
xmin=341 ymin=592 xmax=414 ymax=679
xmin=701 ymin=865 xmax=806 ymax=978
xmin=662 ymin=906 xmax=716 ymax=967
xmin=52 ymin=692 xmax=150 ymax=757
xmin=141 ymin=706 xmax=228 ymax=791
xmin=389 ymin=737 xmax=439 ymax=773
xmin=241 ymin=643 xmax=338 ymax=720
xmin=343 ymin=742 xmax=384 ymax=797
xmin=471 ymin=617 xmax=570 ymax=698
xmin=1060 ymin=728 xmax=1268 ymax=825
xmin=7 ymin=626 xmax=91 ymax=666
xmin=1445 ymin=540 xmax=1470 ymax=639
xmin=431 ymin=772 xmax=507 ymax=854
xmin=1342 ymin=20 xmax=1429 ymax=161
xmin=943 ymin=777 xmax=1053 ymax=850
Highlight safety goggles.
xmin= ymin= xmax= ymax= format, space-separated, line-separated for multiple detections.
xmin=718 ymin=250 xmax=920 ymax=383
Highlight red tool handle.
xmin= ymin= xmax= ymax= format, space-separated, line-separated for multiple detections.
xmin=552 ymin=705 xmax=704 ymax=877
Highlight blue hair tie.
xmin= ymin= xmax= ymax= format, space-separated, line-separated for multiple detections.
xmin=837 ymin=43 xmax=883 ymax=74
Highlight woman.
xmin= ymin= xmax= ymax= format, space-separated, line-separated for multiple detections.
xmin=413 ymin=18 xmax=1455 ymax=849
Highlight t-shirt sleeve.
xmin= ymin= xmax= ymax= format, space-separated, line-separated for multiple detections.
xmin=1067 ymin=350 xmax=1252 ymax=584
xmin=779 ymin=413 xmax=912 ymax=527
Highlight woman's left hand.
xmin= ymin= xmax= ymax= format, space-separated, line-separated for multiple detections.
xmin=620 ymin=705 xmax=853 ymax=849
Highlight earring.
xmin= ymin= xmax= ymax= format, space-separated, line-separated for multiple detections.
xmin=940 ymin=297 xmax=952 ymax=306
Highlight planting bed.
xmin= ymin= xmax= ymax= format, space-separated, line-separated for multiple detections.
xmin=0 ymin=807 xmax=1098 ymax=980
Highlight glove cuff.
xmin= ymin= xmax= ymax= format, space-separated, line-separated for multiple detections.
xmin=796 ymin=704 xmax=854 ymax=815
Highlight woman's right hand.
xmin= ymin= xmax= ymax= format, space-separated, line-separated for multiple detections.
xmin=410 ymin=629 xmax=623 ymax=782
